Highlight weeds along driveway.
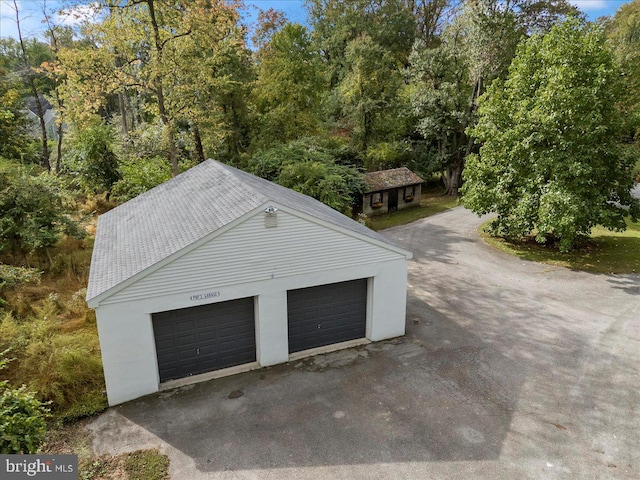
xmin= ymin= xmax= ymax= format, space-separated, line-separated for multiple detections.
xmin=87 ymin=207 xmax=640 ymax=480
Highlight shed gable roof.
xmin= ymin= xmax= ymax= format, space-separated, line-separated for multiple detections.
xmin=87 ymin=160 xmax=406 ymax=303
xmin=363 ymin=167 xmax=423 ymax=192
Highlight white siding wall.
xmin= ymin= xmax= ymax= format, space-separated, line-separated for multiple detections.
xmin=95 ymin=209 xmax=410 ymax=406
xmin=104 ymin=210 xmax=401 ymax=304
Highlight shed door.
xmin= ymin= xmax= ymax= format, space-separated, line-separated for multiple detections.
xmin=287 ymin=279 xmax=367 ymax=354
xmin=388 ymin=189 xmax=398 ymax=211
xmin=153 ymin=297 xmax=255 ymax=383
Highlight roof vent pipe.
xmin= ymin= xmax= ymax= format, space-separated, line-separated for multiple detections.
xmin=264 ymin=206 xmax=278 ymax=228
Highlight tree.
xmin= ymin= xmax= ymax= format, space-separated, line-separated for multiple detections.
xmin=308 ymin=0 xmax=416 ymax=155
xmin=58 ymin=0 xmax=249 ymax=173
xmin=65 ymin=121 xmax=120 ymax=193
xmin=462 ymin=18 xmax=640 ymax=252
xmin=408 ymin=27 xmax=474 ymax=195
xmin=8 ymin=1 xmax=55 ymax=171
xmin=251 ymin=7 xmax=288 ymax=50
xmin=413 ymin=0 xmax=451 ymax=45
xmin=41 ymin=6 xmax=75 ymax=173
xmin=251 ymin=23 xmax=323 ymax=148
xmin=606 ymin=0 xmax=640 ymax=138
xmin=308 ymin=0 xmax=416 ymax=87
xmin=337 ymin=33 xmax=403 ymax=153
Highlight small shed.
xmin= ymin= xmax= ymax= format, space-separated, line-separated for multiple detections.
xmin=87 ymin=160 xmax=412 ymax=405
xmin=362 ymin=167 xmax=423 ymax=215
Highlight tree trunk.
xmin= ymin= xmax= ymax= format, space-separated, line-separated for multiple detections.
xmin=125 ymin=91 xmax=136 ymax=130
xmin=55 ymin=123 xmax=63 ymax=173
xmin=442 ymin=76 xmax=484 ymax=196
xmin=146 ymin=0 xmax=179 ymax=176
xmin=118 ymin=92 xmax=129 ymax=134
xmin=362 ymin=110 xmax=371 ymax=152
xmin=42 ymin=3 xmax=64 ymax=173
xmin=30 ymin=81 xmax=50 ymax=172
xmin=193 ymin=125 xmax=205 ymax=163
xmin=443 ymin=156 xmax=463 ymax=196
xmin=14 ymin=0 xmax=50 ymax=171
xmin=167 ymin=123 xmax=179 ymax=176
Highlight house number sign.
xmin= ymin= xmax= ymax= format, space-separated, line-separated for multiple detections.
xmin=190 ymin=290 xmax=220 ymax=301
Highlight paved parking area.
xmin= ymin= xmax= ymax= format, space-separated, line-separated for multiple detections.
xmin=88 ymin=207 xmax=640 ymax=479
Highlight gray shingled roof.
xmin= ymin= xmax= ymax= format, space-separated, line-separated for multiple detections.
xmin=87 ymin=159 xmax=400 ymax=302
xmin=363 ymin=167 xmax=423 ymax=192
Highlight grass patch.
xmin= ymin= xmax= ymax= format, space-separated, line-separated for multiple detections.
xmin=41 ymin=422 xmax=170 ymax=480
xmin=367 ymin=189 xmax=459 ymax=231
xmin=480 ymin=218 xmax=640 ymax=274
xmin=124 ymin=450 xmax=170 ymax=480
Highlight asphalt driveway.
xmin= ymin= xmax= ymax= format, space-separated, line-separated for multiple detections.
xmin=87 ymin=207 xmax=640 ymax=479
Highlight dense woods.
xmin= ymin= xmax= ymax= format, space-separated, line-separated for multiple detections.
xmin=1 ymin=0 xmax=638 ymax=209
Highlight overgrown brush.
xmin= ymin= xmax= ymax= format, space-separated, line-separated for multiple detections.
xmin=0 ymin=293 xmax=106 ymax=421
xmin=0 ymin=231 xmax=106 ymax=422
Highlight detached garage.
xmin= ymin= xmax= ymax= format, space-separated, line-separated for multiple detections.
xmin=87 ymin=160 xmax=412 ymax=406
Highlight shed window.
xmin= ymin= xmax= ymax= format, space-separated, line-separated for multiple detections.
xmin=404 ymin=186 xmax=416 ymax=202
xmin=370 ymin=192 xmax=383 ymax=209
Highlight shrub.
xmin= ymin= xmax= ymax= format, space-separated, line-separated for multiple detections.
xmin=0 ymin=353 xmax=50 ymax=454
xmin=249 ymin=139 xmax=366 ymax=214
xmin=65 ymin=122 xmax=120 ymax=193
xmin=0 ymin=167 xmax=83 ymax=257
xmin=0 ymin=264 xmax=41 ymax=291
xmin=278 ymin=160 xmax=364 ymax=214
xmin=111 ymin=156 xmax=173 ymax=202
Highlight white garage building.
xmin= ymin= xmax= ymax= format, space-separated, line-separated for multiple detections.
xmin=87 ymin=160 xmax=412 ymax=406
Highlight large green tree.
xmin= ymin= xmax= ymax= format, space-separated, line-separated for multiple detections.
xmin=307 ymin=0 xmax=415 ymax=157
xmin=408 ymin=27 xmax=474 ymax=195
xmin=462 ymin=18 xmax=640 ymax=252
xmin=409 ymin=0 xmax=578 ymax=196
xmin=59 ymin=0 xmax=249 ymax=173
xmin=337 ymin=33 xmax=403 ymax=152
xmin=251 ymin=23 xmax=323 ymax=148
xmin=606 ymin=0 xmax=640 ymax=137
xmin=308 ymin=0 xmax=416 ymax=87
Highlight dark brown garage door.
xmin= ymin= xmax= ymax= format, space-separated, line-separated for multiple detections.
xmin=153 ymin=297 xmax=255 ymax=383
xmin=287 ymin=279 xmax=367 ymax=354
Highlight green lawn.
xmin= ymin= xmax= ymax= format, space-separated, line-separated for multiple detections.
xmin=368 ymin=190 xmax=459 ymax=231
xmin=480 ymin=218 xmax=640 ymax=274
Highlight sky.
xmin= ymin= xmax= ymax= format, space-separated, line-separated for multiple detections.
xmin=0 ymin=0 xmax=635 ymax=41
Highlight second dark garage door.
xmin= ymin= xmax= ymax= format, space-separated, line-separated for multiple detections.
xmin=153 ymin=297 xmax=255 ymax=383
xmin=287 ymin=279 xmax=367 ymax=354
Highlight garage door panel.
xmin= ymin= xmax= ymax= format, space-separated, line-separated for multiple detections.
xmin=288 ymin=279 xmax=367 ymax=354
xmin=153 ymin=297 xmax=256 ymax=383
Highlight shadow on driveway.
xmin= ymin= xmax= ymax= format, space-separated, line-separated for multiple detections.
xmin=606 ymin=275 xmax=640 ymax=295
